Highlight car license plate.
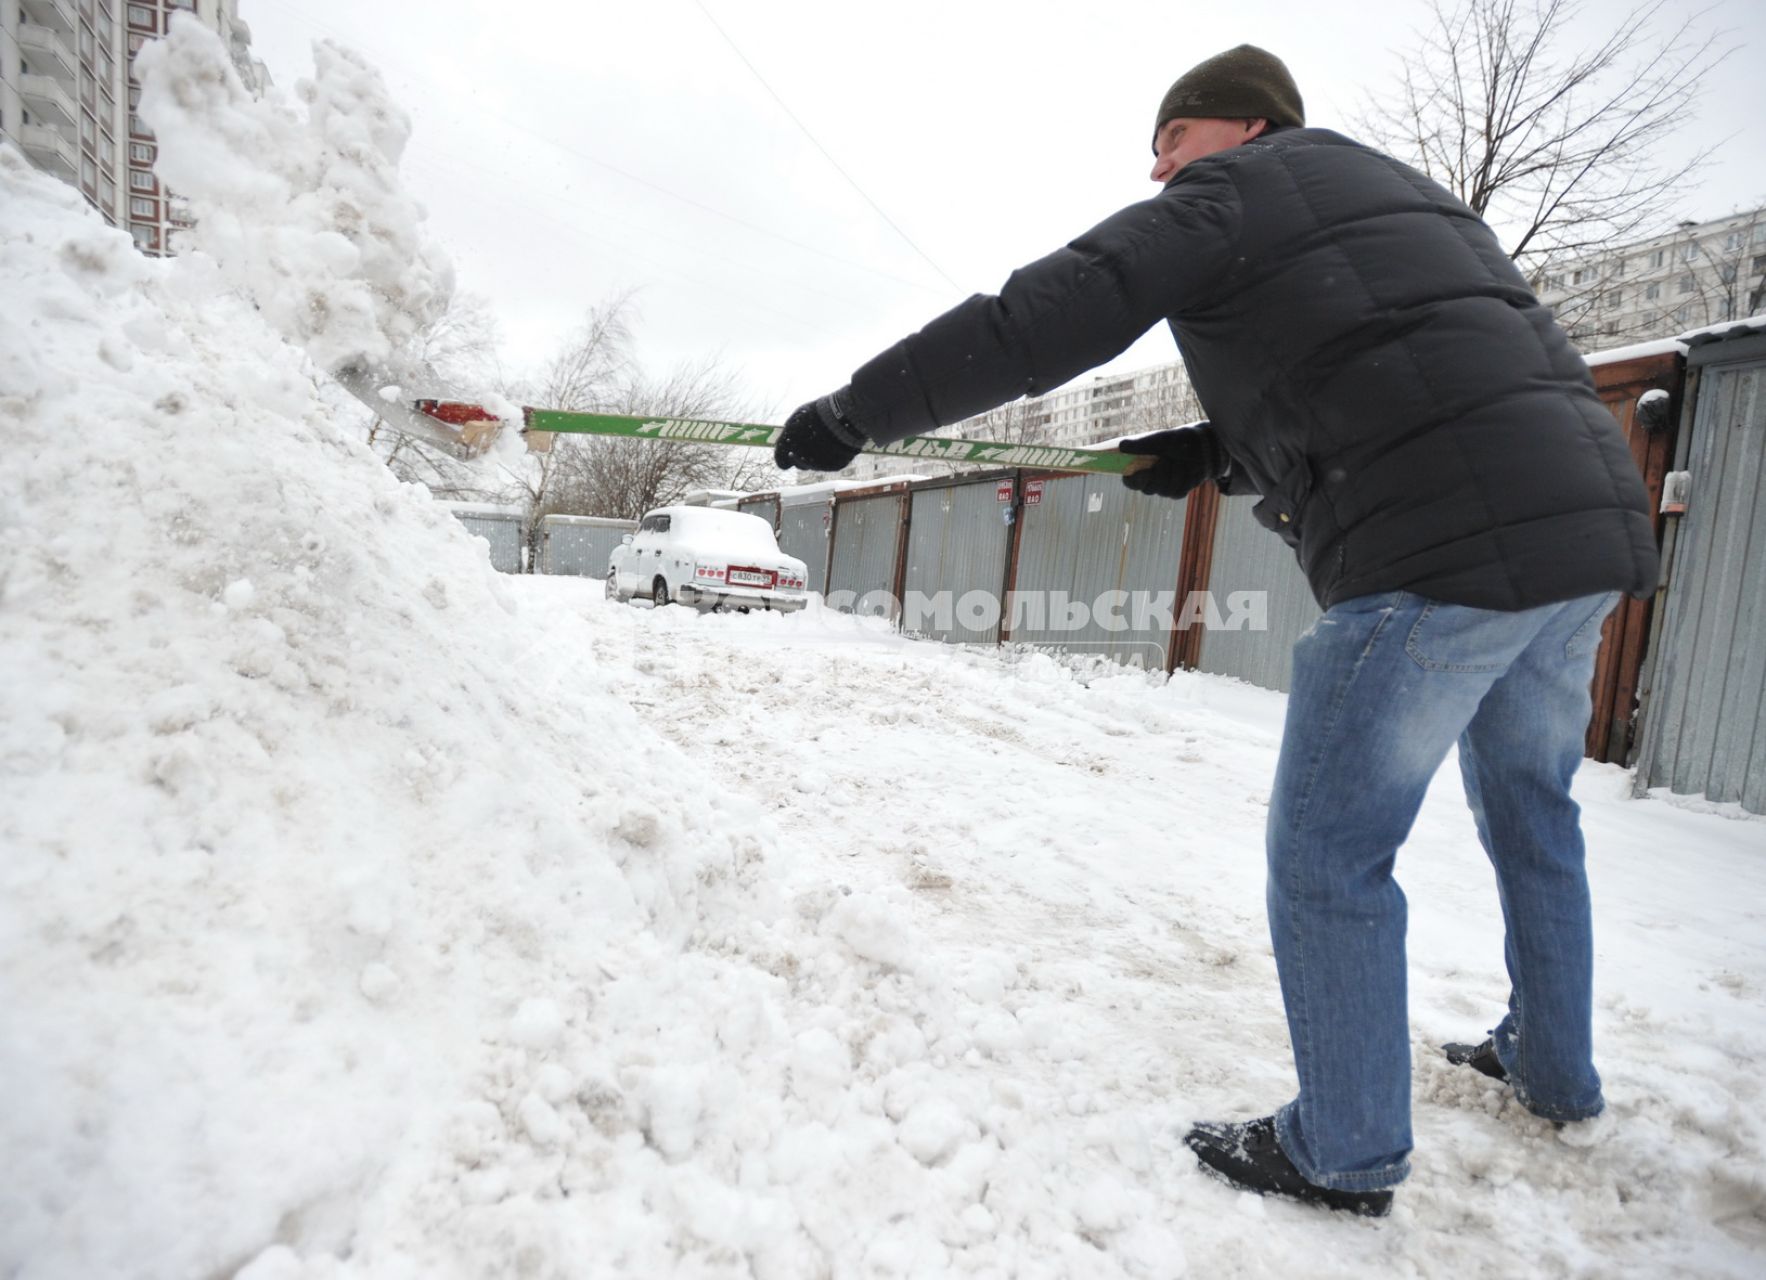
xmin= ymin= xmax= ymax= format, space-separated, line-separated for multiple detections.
xmin=729 ymin=567 xmax=774 ymax=587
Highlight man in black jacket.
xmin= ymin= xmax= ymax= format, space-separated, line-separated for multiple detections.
xmin=776 ymin=45 xmax=1657 ymax=1217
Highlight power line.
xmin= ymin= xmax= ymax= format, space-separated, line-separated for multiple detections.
xmin=690 ymin=0 xmax=966 ymax=294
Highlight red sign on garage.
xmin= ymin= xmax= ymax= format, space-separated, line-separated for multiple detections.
xmin=996 ymin=479 xmax=1014 ymax=503
xmin=1024 ymin=479 xmax=1045 ymax=506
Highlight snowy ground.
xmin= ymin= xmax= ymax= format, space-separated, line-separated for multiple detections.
xmin=4 ymin=21 xmax=1765 ymax=1277
xmin=492 ymin=586 xmax=1766 ymax=1278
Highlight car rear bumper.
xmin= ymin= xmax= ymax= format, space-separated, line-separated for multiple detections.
xmin=678 ymin=584 xmax=807 ymax=612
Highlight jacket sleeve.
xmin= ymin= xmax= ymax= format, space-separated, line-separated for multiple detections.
xmin=844 ymin=164 xmax=1244 ymax=446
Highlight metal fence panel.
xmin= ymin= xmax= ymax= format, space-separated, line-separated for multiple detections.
xmin=778 ymin=501 xmax=833 ymax=595
xmin=451 ymin=511 xmax=525 ymax=574
xmin=828 ymin=495 xmax=905 ymax=617
xmin=738 ymin=497 xmax=779 ymax=530
xmin=536 ymin=516 xmax=637 ymax=577
xmin=1637 ymin=343 xmax=1766 ymax=813
xmin=1195 ymin=495 xmax=1322 ymax=693
xmin=903 ymin=478 xmax=1014 ymax=644
xmin=1009 ymin=476 xmax=1186 ymax=670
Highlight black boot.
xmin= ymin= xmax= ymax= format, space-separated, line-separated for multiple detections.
xmin=1443 ymin=1037 xmax=1508 ymax=1082
xmin=1184 ymin=1116 xmax=1394 ymax=1218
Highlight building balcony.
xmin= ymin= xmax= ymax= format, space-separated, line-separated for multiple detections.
xmin=18 ymin=23 xmax=78 ymax=85
xmin=19 ymin=0 xmax=76 ymax=35
xmin=19 ymin=74 xmax=78 ymax=126
xmin=20 ymin=123 xmax=78 ymax=180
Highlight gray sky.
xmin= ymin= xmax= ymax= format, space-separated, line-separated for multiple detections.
xmin=242 ymin=0 xmax=1765 ymax=417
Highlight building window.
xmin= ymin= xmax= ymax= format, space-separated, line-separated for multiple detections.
xmin=130 ymin=196 xmax=155 ymax=217
xmin=1546 ymin=274 xmax=1566 ymax=291
xmin=1726 ymin=231 xmax=1745 ymax=252
xmin=1718 ymin=264 xmax=1737 ymax=285
xmin=1646 ymin=282 xmax=1661 ymax=301
xmin=130 ymin=141 xmax=152 ymax=162
xmin=1674 ymin=305 xmax=1691 ymax=326
xmin=82 ymin=113 xmax=97 ymax=148
xmin=127 ymin=5 xmax=153 ymax=28
xmin=1678 ymin=274 xmax=1696 ymax=294
xmin=1753 ymin=255 xmax=1766 ymax=275
xmin=1604 ymin=290 xmax=1622 ymax=310
xmin=130 ymin=114 xmax=148 ymax=137
xmin=1649 ymin=249 xmax=1666 ymax=269
xmin=130 ymin=222 xmax=155 ymax=249
xmin=1613 ymin=258 xmax=1627 ymax=278
xmin=1571 ymin=268 xmax=1590 ymax=285
xmin=129 ymin=169 xmax=153 ymax=190
xmin=1679 ymin=243 xmax=1698 ymax=262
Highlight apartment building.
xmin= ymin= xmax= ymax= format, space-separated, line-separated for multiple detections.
xmin=2 ymin=0 xmax=264 ymax=253
xmin=1532 ymin=207 xmax=1766 ymax=348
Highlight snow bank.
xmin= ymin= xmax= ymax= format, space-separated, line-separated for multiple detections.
xmin=133 ymin=18 xmax=452 ymax=375
xmin=0 ymin=147 xmax=943 ymax=1278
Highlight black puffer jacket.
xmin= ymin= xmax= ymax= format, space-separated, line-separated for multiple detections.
xmin=843 ymin=127 xmax=1659 ymax=611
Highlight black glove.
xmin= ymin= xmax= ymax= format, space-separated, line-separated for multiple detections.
xmin=1118 ymin=424 xmax=1229 ymax=500
xmin=775 ymin=388 xmax=868 ymax=472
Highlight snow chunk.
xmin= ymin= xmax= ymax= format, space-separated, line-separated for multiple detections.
xmin=788 ymin=1027 xmax=852 ymax=1118
xmin=640 ymin=1066 xmax=706 ymax=1162
xmin=519 ymin=1092 xmax=566 ymax=1147
xmin=822 ymin=892 xmax=919 ymax=970
xmin=509 ymin=997 xmax=564 ymax=1050
xmin=135 ymin=19 xmax=452 ymax=374
xmin=895 ymin=1096 xmax=975 ymax=1166
xmin=358 ymin=963 xmax=401 ymax=1004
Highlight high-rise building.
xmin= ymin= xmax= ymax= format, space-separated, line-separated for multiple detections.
xmin=1531 ymin=208 xmax=1766 ymax=349
xmin=2 ymin=0 xmax=264 ymax=254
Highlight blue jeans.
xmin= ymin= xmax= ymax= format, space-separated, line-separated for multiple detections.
xmin=1267 ymin=589 xmax=1619 ymax=1191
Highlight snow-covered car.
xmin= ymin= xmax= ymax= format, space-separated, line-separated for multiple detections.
xmin=607 ymin=506 xmax=810 ymax=612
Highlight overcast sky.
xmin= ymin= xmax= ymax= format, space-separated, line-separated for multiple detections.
xmin=241 ymin=0 xmax=1765 ymax=418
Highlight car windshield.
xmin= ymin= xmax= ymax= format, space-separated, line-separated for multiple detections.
xmin=669 ymin=509 xmax=781 ymax=556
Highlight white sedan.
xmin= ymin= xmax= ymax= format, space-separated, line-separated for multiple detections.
xmin=608 ymin=506 xmax=810 ymax=612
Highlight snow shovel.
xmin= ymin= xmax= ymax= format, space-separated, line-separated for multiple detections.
xmin=333 ymin=371 xmax=1143 ymax=477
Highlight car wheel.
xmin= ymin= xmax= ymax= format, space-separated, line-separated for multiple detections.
xmin=605 ymin=569 xmax=620 ymax=600
xmin=652 ymin=576 xmax=671 ymax=607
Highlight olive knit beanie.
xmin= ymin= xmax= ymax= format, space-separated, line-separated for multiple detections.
xmin=1152 ymin=44 xmax=1305 ymax=151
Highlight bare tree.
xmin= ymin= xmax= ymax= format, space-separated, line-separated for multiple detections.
xmin=1361 ymin=0 xmax=1729 ymax=276
xmin=531 ymin=291 xmax=638 ymax=412
xmin=543 ymin=345 xmax=767 ymax=520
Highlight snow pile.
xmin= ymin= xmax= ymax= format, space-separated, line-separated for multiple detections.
xmin=133 ymin=18 xmax=452 ymax=374
xmin=0 ymin=150 xmax=952 ymax=1278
